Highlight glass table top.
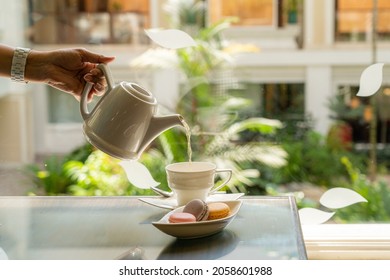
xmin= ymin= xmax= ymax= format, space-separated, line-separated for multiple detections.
xmin=0 ymin=195 xmax=307 ymax=260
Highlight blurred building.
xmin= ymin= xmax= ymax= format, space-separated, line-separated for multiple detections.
xmin=1 ymin=0 xmax=390 ymax=166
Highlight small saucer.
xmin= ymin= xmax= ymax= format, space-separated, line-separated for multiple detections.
xmin=139 ymin=193 xmax=244 ymax=210
xmin=152 ymin=200 xmax=242 ymax=239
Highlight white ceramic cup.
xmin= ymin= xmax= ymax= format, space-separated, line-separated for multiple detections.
xmin=165 ymin=162 xmax=233 ymax=206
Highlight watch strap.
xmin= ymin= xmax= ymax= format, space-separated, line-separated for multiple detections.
xmin=11 ymin=47 xmax=31 ymax=83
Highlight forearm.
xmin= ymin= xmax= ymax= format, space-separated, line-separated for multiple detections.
xmin=0 ymin=44 xmax=51 ymax=83
xmin=0 ymin=44 xmax=15 ymax=78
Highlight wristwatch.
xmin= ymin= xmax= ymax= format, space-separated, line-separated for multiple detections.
xmin=11 ymin=47 xmax=31 ymax=83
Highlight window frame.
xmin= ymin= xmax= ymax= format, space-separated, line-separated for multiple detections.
xmin=303 ymin=224 xmax=390 ymax=259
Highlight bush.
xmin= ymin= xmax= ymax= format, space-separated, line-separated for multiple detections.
xmin=271 ymin=130 xmax=366 ymax=187
xmin=64 ymin=150 xmax=154 ymax=196
xmin=26 ymin=144 xmax=155 ymax=196
xmin=334 ymin=157 xmax=390 ymax=222
xmin=25 ymin=144 xmax=94 ymax=195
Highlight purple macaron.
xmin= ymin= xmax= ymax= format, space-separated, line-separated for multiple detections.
xmin=182 ymin=199 xmax=209 ymax=221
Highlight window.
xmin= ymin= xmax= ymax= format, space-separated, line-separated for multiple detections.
xmin=335 ymin=0 xmax=390 ymax=42
xmin=332 ymin=85 xmax=390 ymax=144
xmin=260 ymin=83 xmax=305 ymax=119
xmin=209 ymin=0 xmax=299 ymax=28
xmin=232 ymin=82 xmax=305 ymax=119
xmin=227 ymin=82 xmax=305 ymax=142
xmin=47 ymin=86 xmax=104 ymax=124
xmin=47 ymin=87 xmax=82 ymax=123
xmin=28 ymin=0 xmax=150 ymax=44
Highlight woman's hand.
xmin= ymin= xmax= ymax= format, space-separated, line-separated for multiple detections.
xmin=25 ymin=48 xmax=115 ymax=101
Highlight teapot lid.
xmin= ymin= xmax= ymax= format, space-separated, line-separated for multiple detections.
xmin=122 ymin=82 xmax=157 ymax=104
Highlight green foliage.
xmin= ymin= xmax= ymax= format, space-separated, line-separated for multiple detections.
xmin=26 ymin=155 xmax=72 ymax=195
xmin=334 ymin=157 xmax=390 ymax=222
xmin=164 ymin=0 xmax=206 ymax=31
xmin=27 ymin=143 xmax=155 ymax=196
xmin=25 ymin=143 xmax=94 ymax=195
xmin=270 ymin=130 xmax=366 ymax=187
xmin=64 ymin=150 xmax=154 ymax=196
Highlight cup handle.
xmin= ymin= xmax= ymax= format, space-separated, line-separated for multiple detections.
xmin=80 ymin=64 xmax=115 ymax=120
xmin=209 ymin=169 xmax=233 ymax=194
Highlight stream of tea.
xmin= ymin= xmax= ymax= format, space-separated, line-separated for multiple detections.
xmin=181 ymin=118 xmax=193 ymax=162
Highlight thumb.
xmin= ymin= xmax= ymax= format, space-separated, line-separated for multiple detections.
xmin=79 ymin=48 xmax=115 ymax=64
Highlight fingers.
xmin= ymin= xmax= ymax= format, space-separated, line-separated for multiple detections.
xmin=84 ymin=69 xmax=106 ymax=83
xmin=84 ymin=73 xmax=99 ymax=84
xmin=83 ymin=69 xmax=107 ymax=102
xmin=93 ymin=83 xmax=105 ymax=94
xmin=77 ymin=48 xmax=114 ymax=101
xmin=82 ymin=82 xmax=105 ymax=102
xmin=84 ymin=70 xmax=106 ymax=92
xmin=78 ymin=49 xmax=114 ymax=100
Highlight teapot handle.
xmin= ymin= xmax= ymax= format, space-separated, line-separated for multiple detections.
xmin=96 ymin=63 xmax=115 ymax=91
xmin=80 ymin=63 xmax=115 ymax=120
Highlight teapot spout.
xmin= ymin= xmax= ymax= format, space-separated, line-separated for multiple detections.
xmin=137 ymin=114 xmax=185 ymax=158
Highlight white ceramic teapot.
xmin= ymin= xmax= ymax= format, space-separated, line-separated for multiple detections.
xmin=80 ymin=64 xmax=184 ymax=160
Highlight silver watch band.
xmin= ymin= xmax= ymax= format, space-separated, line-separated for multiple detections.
xmin=11 ymin=47 xmax=31 ymax=83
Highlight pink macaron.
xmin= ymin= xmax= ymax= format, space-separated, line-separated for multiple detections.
xmin=168 ymin=212 xmax=196 ymax=223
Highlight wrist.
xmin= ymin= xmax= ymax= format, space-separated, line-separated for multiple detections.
xmin=24 ymin=49 xmax=49 ymax=82
xmin=10 ymin=47 xmax=31 ymax=83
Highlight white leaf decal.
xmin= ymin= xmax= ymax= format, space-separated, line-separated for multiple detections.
xmin=356 ymin=63 xmax=384 ymax=97
xmin=0 ymin=247 xmax=8 ymax=260
xmin=119 ymin=160 xmax=160 ymax=189
xmin=319 ymin=187 xmax=367 ymax=209
xmin=298 ymin=208 xmax=335 ymax=225
xmin=145 ymin=29 xmax=196 ymax=49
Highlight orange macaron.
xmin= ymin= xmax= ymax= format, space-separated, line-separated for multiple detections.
xmin=207 ymin=202 xmax=230 ymax=220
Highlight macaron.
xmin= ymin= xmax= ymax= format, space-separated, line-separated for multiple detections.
xmin=183 ymin=199 xmax=209 ymax=221
xmin=207 ymin=202 xmax=230 ymax=220
xmin=168 ymin=212 xmax=196 ymax=223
